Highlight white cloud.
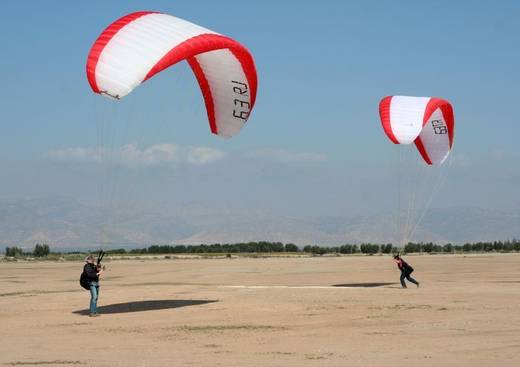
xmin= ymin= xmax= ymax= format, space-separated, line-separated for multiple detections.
xmin=449 ymin=152 xmax=472 ymax=168
xmin=246 ymin=148 xmax=327 ymax=163
xmin=46 ymin=147 xmax=105 ymax=163
xmin=46 ymin=144 xmax=225 ymax=168
xmin=47 ymin=145 xmax=327 ymax=168
xmin=186 ymin=146 xmax=225 ymax=165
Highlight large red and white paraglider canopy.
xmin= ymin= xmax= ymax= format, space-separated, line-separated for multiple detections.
xmin=87 ymin=11 xmax=257 ymax=138
xmin=379 ymin=96 xmax=455 ymax=165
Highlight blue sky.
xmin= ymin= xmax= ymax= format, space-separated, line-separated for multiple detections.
xmin=1 ymin=0 xmax=519 ymax=219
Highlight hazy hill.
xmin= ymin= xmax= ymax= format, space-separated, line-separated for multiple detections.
xmin=0 ymin=197 xmax=518 ymax=249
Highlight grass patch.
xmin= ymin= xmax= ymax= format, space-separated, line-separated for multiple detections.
xmin=388 ymin=304 xmax=432 ymax=310
xmin=0 ymin=291 xmax=27 ymax=297
xmin=175 ymin=324 xmax=287 ymax=332
xmin=0 ymin=289 xmax=78 ymax=297
xmin=203 ymin=344 xmax=221 ymax=348
xmin=6 ymin=361 xmax=83 ymax=366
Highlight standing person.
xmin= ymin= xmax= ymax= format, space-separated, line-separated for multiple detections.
xmin=81 ymin=255 xmax=104 ymax=316
xmin=393 ymin=254 xmax=420 ymax=288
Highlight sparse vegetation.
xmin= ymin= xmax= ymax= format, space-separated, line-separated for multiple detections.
xmin=177 ymin=324 xmax=287 ymax=332
xmin=5 ymin=361 xmax=83 ymax=366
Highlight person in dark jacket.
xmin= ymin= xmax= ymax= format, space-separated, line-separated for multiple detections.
xmin=83 ymin=255 xmax=103 ymax=316
xmin=394 ymin=254 xmax=420 ymax=288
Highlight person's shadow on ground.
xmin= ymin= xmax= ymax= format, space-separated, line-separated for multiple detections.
xmin=73 ymin=299 xmax=218 ymax=315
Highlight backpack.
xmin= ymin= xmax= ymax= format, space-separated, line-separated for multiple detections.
xmin=402 ymin=260 xmax=414 ymax=274
xmin=79 ymin=271 xmax=90 ymax=290
xmin=80 ymin=251 xmax=104 ymax=290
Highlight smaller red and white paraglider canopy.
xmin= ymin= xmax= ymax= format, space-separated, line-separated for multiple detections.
xmin=379 ymin=96 xmax=455 ymax=165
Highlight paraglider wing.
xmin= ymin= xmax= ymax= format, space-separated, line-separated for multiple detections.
xmin=379 ymin=96 xmax=454 ymax=165
xmin=86 ymin=11 xmax=257 ymax=138
xmin=414 ymin=98 xmax=455 ymax=165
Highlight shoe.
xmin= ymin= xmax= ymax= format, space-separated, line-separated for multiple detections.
xmin=89 ymin=313 xmax=100 ymax=317
xmin=416 ymin=283 xmax=420 ymax=288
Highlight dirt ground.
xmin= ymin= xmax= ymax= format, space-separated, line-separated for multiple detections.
xmin=1 ymin=254 xmax=519 ymax=366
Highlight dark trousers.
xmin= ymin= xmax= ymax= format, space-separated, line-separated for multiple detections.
xmin=400 ymin=272 xmax=419 ymax=288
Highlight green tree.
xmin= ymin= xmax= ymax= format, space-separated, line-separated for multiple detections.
xmin=284 ymin=243 xmax=299 ymax=252
xmin=33 ymin=243 xmax=50 ymax=257
xmin=339 ymin=244 xmax=353 ymax=254
xmin=493 ymin=241 xmax=504 ymax=252
xmin=106 ymin=248 xmax=126 ymax=254
xmin=381 ymin=244 xmax=393 ymax=254
xmin=404 ymin=242 xmax=419 ymax=253
xmin=360 ymin=243 xmax=379 ymax=254
xmin=310 ymin=246 xmax=325 ymax=255
xmin=5 ymin=246 xmax=23 ymax=257
xmin=462 ymin=243 xmax=472 ymax=252
xmin=513 ymin=239 xmax=520 ymax=252
xmin=472 ymin=242 xmax=484 ymax=252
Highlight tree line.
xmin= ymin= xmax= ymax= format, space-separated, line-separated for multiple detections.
xmin=124 ymin=242 xmax=299 ymax=254
xmin=124 ymin=240 xmax=520 ymax=255
xmin=4 ymin=244 xmax=50 ymax=257
xmin=301 ymin=240 xmax=520 ymax=255
xmin=3 ymin=240 xmax=520 ymax=257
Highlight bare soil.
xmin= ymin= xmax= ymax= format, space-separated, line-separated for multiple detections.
xmin=1 ymin=254 xmax=519 ymax=366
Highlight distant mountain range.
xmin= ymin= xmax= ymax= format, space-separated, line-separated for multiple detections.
xmin=0 ymin=197 xmax=518 ymax=249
